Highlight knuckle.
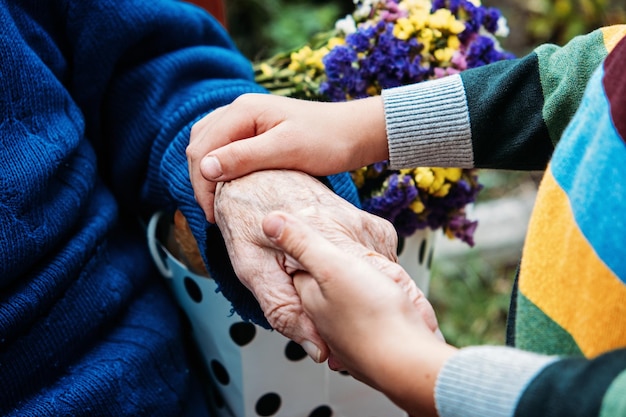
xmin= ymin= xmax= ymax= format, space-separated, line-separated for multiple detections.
xmin=185 ymin=143 xmax=201 ymax=161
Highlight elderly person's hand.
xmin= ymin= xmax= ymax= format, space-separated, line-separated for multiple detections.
xmin=262 ymin=211 xmax=451 ymax=417
xmin=186 ymin=94 xmax=387 ymax=223
xmin=213 ymin=169 xmax=420 ymax=363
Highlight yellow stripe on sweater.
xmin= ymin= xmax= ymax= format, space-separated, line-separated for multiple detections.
xmin=602 ymin=25 xmax=626 ymax=52
xmin=519 ymin=167 xmax=626 ymax=358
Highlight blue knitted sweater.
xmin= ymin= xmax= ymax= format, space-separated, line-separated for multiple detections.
xmin=0 ymin=0 xmax=358 ymax=414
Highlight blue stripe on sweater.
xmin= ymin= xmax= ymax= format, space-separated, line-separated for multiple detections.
xmin=549 ymin=66 xmax=626 ymax=282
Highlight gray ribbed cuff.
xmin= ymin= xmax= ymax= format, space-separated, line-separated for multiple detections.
xmin=381 ymin=74 xmax=474 ymax=169
xmin=434 ymin=346 xmax=558 ymax=417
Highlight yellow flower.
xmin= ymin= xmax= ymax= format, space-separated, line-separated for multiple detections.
xmin=409 ymin=198 xmax=425 ymax=214
xmin=429 ymin=168 xmax=447 ymax=194
xmin=433 ymin=183 xmax=451 ymax=197
xmin=259 ymin=63 xmax=274 ymax=77
xmin=428 ymin=8 xmax=466 ymax=35
xmin=434 ymin=46 xmax=455 ymax=62
xmin=412 ymin=167 xmax=434 ymax=189
xmin=304 ymin=47 xmax=329 ymax=70
xmin=417 ymin=28 xmax=434 ymax=52
xmin=447 ymin=35 xmax=461 ymax=50
xmin=366 ymin=84 xmax=380 ymax=96
xmin=443 ymin=167 xmax=462 ymax=182
xmin=351 ymin=168 xmax=367 ymax=188
xmin=408 ymin=10 xmax=429 ymax=32
xmin=288 ymin=46 xmax=311 ymax=71
xmin=393 ymin=17 xmax=415 ymax=40
xmin=449 ymin=19 xmax=466 ymax=34
xmin=426 ymin=167 xmax=462 ymax=197
xmin=399 ymin=0 xmax=431 ymax=13
xmin=327 ymin=37 xmax=346 ymax=49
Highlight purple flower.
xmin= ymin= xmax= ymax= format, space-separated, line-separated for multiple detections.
xmin=466 ymin=35 xmax=501 ymax=68
xmin=347 ymin=25 xmax=377 ymax=52
xmin=321 ymin=45 xmax=367 ymax=100
xmin=432 ymin=0 xmax=461 ymax=14
xmin=451 ymin=50 xmax=468 ymax=70
xmin=380 ymin=0 xmax=407 ymax=22
xmin=362 ymin=173 xmax=418 ymax=224
xmin=394 ymin=209 xmax=429 ymax=237
xmin=321 ymin=20 xmax=430 ymax=101
xmin=483 ymin=7 xmax=503 ymax=33
xmin=446 ymin=216 xmax=478 ymax=246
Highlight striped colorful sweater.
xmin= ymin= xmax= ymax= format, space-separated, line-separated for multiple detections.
xmin=382 ymin=26 xmax=626 ymax=416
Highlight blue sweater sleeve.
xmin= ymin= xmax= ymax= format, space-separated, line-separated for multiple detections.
xmin=65 ymin=0 xmax=359 ymax=326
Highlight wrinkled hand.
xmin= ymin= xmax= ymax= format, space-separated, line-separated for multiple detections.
xmin=214 ymin=169 xmax=413 ymax=363
xmin=187 ymin=93 xmax=387 ymax=222
xmin=262 ymin=211 xmax=453 ymax=417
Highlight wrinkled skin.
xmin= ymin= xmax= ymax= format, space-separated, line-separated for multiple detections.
xmin=214 ymin=169 xmax=422 ymax=363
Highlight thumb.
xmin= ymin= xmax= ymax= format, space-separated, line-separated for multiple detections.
xmin=263 ymin=211 xmax=399 ymax=288
xmin=201 ymin=133 xmax=280 ymax=182
xmin=262 ymin=211 xmax=352 ymax=286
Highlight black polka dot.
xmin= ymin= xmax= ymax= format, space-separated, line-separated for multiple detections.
xmin=418 ymin=238 xmax=427 ymax=265
xmin=427 ymin=247 xmax=434 ymax=270
xmin=284 ymin=341 xmax=307 ymax=361
xmin=184 ymin=276 xmax=202 ymax=303
xmin=255 ymin=392 xmax=281 ymax=416
xmin=210 ymin=360 xmax=230 ymax=385
xmin=308 ymin=405 xmax=333 ymax=417
xmin=229 ymin=322 xmax=257 ymax=346
xmin=396 ymin=235 xmax=405 ymax=255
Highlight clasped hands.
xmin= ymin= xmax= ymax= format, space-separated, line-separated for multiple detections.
xmin=187 ymin=94 xmax=445 ymax=373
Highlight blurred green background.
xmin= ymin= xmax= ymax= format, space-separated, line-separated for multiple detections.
xmin=223 ymin=0 xmax=625 ymax=347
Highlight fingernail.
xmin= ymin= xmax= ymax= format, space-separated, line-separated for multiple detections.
xmin=263 ymin=214 xmax=285 ymax=239
xmin=201 ymin=156 xmax=223 ymax=179
xmin=301 ymin=340 xmax=322 ymax=363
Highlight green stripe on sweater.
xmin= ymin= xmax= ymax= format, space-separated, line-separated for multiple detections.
xmin=600 ymin=369 xmax=626 ymax=417
xmin=515 ymin=293 xmax=582 ymax=356
xmin=536 ymin=29 xmax=609 ymax=146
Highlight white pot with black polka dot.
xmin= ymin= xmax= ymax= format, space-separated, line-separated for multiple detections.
xmin=396 ymin=228 xmax=437 ymax=296
xmin=147 ymin=213 xmax=408 ymax=417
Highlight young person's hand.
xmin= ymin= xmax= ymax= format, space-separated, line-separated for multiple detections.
xmin=263 ymin=211 xmax=457 ymax=417
xmin=187 ymin=94 xmax=388 ymax=222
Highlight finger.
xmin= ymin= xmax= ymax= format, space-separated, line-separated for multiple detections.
xmin=327 ymin=353 xmax=347 ymax=372
xmin=252 ymin=267 xmax=329 ymax=363
xmin=350 ymin=245 xmax=441 ymax=335
xmin=187 ymin=110 xmax=226 ymax=222
xmin=196 ymin=184 xmax=216 ymax=223
xmin=189 ymin=105 xmax=228 ymax=139
xmin=187 ymin=101 xmax=260 ymax=220
xmin=263 ymin=211 xmax=357 ymax=287
xmin=291 ymin=270 xmax=325 ymax=316
xmin=201 ymin=131 xmax=292 ymax=181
